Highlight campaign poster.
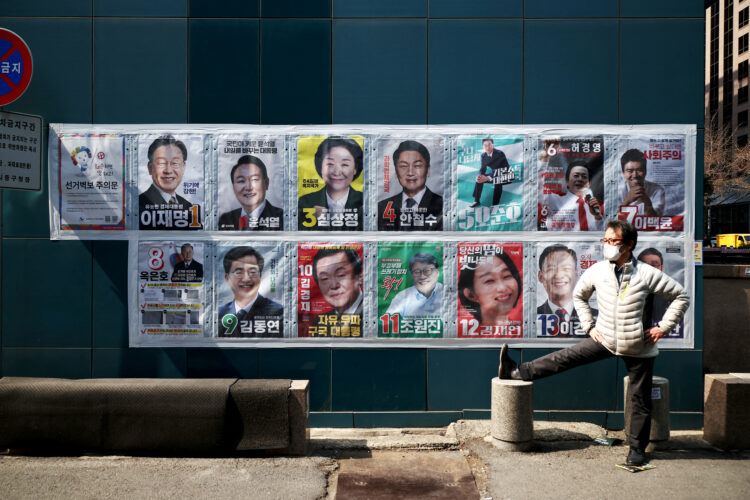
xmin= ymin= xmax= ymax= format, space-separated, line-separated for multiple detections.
xmin=297 ymin=135 xmax=365 ymax=231
xmin=457 ymin=243 xmax=523 ymax=338
xmin=376 ymin=137 xmax=444 ymax=231
xmin=615 ymin=136 xmax=685 ymax=232
xmin=297 ymin=242 xmax=364 ymax=338
xmin=634 ymin=242 xmax=686 ymax=338
xmin=58 ymin=134 xmax=125 ymax=230
xmin=456 ymin=135 xmax=524 ymax=231
xmin=377 ymin=242 xmax=443 ymax=338
xmin=137 ymin=133 xmax=204 ymax=230
xmin=216 ymin=134 xmax=284 ymax=231
xmin=215 ymin=242 xmax=285 ymax=338
xmin=537 ymin=136 xmax=604 ymax=232
xmin=138 ymin=241 xmax=205 ymax=337
xmin=535 ymin=241 xmax=600 ymax=338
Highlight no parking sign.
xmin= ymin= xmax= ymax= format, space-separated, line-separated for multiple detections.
xmin=0 ymin=28 xmax=33 ymax=106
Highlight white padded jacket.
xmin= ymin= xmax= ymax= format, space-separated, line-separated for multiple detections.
xmin=573 ymin=257 xmax=690 ymax=357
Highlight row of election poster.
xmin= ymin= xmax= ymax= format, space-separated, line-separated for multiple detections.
xmin=49 ymin=125 xmax=696 ymax=238
xmin=131 ymin=239 xmax=689 ymax=347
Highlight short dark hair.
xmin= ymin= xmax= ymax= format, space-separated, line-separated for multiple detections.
xmin=312 ymin=248 xmax=362 ymax=284
xmin=409 ymin=252 xmax=438 ymax=272
xmin=458 ymin=248 xmax=521 ymax=322
xmin=314 ymin=137 xmax=364 ymax=181
xmin=620 ymin=148 xmax=647 ymax=172
xmin=223 ymin=246 xmax=264 ymax=274
xmin=637 ymin=247 xmax=663 ymax=264
xmin=564 ymin=159 xmax=590 ymax=182
xmin=180 ymin=243 xmax=193 ymax=253
xmin=482 ymin=137 xmax=494 ymax=145
xmin=539 ymin=244 xmax=577 ymax=270
xmin=148 ymin=135 xmax=187 ymax=164
xmin=606 ymin=219 xmax=638 ymax=248
xmin=231 ymin=155 xmax=268 ymax=184
xmin=393 ymin=140 xmax=430 ymax=167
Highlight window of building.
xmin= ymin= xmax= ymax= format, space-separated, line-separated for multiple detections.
xmin=738 ymin=135 xmax=748 ymax=147
xmin=741 ymin=7 xmax=749 ymax=28
xmin=741 ymin=61 xmax=749 ymax=80
xmin=740 ymin=34 xmax=749 ymax=54
xmin=738 ymin=110 xmax=748 ymax=128
xmin=740 ymin=86 xmax=749 ymax=104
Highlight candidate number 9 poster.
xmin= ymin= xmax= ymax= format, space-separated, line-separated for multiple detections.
xmin=457 ymin=243 xmax=523 ymax=338
xmin=377 ymin=242 xmax=444 ymax=338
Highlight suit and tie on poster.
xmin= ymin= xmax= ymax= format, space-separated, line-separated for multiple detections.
xmin=297 ymin=135 xmax=365 ymax=231
xmin=138 ymin=241 xmax=204 ymax=337
xmin=216 ymin=242 xmax=285 ymax=338
xmin=377 ymin=242 xmax=443 ymax=338
xmin=635 ymin=242 xmax=686 ymax=338
xmin=137 ymin=133 xmax=204 ymax=230
xmin=376 ymin=137 xmax=444 ymax=231
xmin=537 ymin=136 xmax=604 ymax=232
xmin=56 ymin=134 xmax=125 ymax=230
xmin=297 ymin=242 xmax=364 ymax=338
xmin=614 ymin=136 xmax=685 ymax=232
xmin=535 ymin=242 xmax=600 ymax=337
xmin=216 ymin=134 xmax=284 ymax=231
xmin=456 ymin=135 xmax=524 ymax=231
xmin=457 ymin=243 xmax=523 ymax=338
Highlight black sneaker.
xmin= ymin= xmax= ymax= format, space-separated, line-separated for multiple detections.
xmin=498 ymin=344 xmax=517 ymax=379
xmin=469 ymin=201 xmax=481 ymax=208
xmin=626 ymin=447 xmax=647 ymax=466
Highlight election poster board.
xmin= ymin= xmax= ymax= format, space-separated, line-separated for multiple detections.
xmin=377 ymin=241 xmax=444 ymax=338
xmin=297 ymin=135 xmax=365 ymax=231
xmin=537 ymin=136 xmax=605 ymax=232
xmin=534 ymin=242 xmax=601 ymax=338
xmin=614 ymin=136 xmax=685 ymax=232
xmin=456 ymin=135 xmax=524 ymax=231
xmin=216 ymin=134 xmax=285 ymax=231
xmin=137 ymin=133 xmax=205 ymax=231
xmin=137 ymin=241 xmax=205 ymax=339
xmin=215 ymin=242 xmax=285 ymax=338
xmin=57 ymin=134 xmax=125 ymax=230
xmin=297 ymin=242 xmax=364 ymax=338
xmin=376 ymin=137 xmax=445 ymax=231
xmin=457 ymin=242 xmax=524 ymax=338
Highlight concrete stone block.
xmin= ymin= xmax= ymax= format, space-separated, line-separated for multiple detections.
xmin=704 ymin=373 xmax=750 ymax=450
xmin=624 ymin=375 xmax=670 ymax=443
xmin=491 ymin=377 xmax=533 ymax=451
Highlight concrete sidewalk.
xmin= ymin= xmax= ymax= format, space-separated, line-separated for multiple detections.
xmin=1 ymin=421 xmax=748 ymax=499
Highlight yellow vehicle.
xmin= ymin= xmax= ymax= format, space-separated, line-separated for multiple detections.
xmin=716 ymin=233 xmax=750 ymax=248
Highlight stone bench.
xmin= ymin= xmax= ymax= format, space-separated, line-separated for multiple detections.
xmin=704 ymin=373 xmax=750 ymax=450
xmin=0 ymin=377 xmax=309 ymax=455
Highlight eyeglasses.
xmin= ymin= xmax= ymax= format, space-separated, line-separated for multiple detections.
xmin=600 ymin=238 xmax=624 ymax=245
xmin=154 ymin=159 xmax=185 ymax=168
xmin=231 ymin=268 xmax=260 ymax=278
xmin=411 ymin=268 xmax=435 ymax=277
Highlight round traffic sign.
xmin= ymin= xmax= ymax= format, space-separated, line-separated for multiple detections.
xmin=0 ymin=29 xmax=33 ymax=106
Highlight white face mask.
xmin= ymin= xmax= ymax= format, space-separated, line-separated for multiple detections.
xmin=603 ymin=243 xmax=623 ymax=262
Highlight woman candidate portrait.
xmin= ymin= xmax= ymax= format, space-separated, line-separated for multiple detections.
xmin=458 ymin=248 xmax=522 ymax=326
xmin=298 ymin=137 xmax=364 ymax=231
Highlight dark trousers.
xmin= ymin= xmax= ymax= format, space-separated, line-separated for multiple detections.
xmin=472 ymin=180 xmax=503 ymax=205
xmin=518 ymin=338 xmax=655 ymax=450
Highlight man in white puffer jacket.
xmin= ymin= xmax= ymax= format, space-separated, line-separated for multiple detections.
xmin=499 ymin=219 xmax=690 ymax=466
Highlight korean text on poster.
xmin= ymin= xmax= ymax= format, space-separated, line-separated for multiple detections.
xmin=138 ymin=241 xmax=205 ymax=338
xmin=137 ymin=134 xmax=205 ymax=230
xmin=58 ymin=134 xmax=125 ymax=230
xmin=535 ymin=242 xmax=600 ymax=338
xmin=538 ymin=136 xmax=604 ymax=232
xmin=376 ymin=137 xmax=444 ymax=231
xmin=215 ymin=242 xmax=285 ymax=338
xmin=615 ymin=136 xmax=685 ymax=232
xmin=216 ymin=134 xmax=284 ymax=231
xmin=457 ymin=243 xmax=523 ymax=338
xmin=377 ymin=242 xmax=443 ymax=338
xmin=297 ymin=136 xmax=365 ymax=231
xmin=297 ymin=242 xmax=364 ymax=338
xmin=457 ymin=135 xmax=524 ymax=231
xmin=633 ymin=242 xmax=686 ymax=338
